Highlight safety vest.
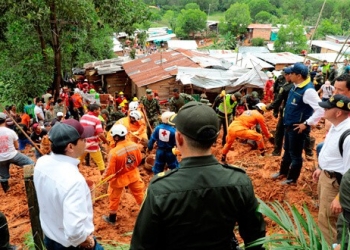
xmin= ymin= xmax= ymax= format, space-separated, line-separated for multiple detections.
xmin=283 ymin=80 xmax=314 ymax=126
xmin=218 ymin=94 xmax=237 ymax=116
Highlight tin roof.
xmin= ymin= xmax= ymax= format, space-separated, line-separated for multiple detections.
xmin=122 ymin=49 xmax=200 ymax=87
xmin=254 ymin=52 xmax=305 ymax=65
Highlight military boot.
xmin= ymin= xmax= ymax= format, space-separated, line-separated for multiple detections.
xmin=102 ymin=214 xmax=117 ymax=225
xmin=1 ymin=181 xmax=9 ymax=193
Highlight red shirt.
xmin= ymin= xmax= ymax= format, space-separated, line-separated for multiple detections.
xmin=80 ymin=112 xmax=104 ymax=152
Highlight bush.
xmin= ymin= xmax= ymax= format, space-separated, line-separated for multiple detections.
xmin=251 ymin=38 xmax=265 ymax=46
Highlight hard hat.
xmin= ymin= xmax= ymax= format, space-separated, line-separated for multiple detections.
xmin=110 ymin=124 xmax=128 ymax=137
xmin=255 ymin=103 xmax=266 ymax=111
xmin=161 ymin=111 xmax=175 ymax=124
xmin=312 ymin=64 xmax=318 ymax=67
xmin=266 ymin=72 xmax=273 ymax=78
xmin=251 ymin=91 xmax=258 ymax=98
xmin=119 ymin=91 xmax=124 ymax=95
xmin=133 ymin=97 xmax=138 ymax=101
xmin=129 ymin=110 xmax=142 ymax=121
xmin=129 ymin=101 xmax=139 ymax=111
xmin=89 ymin=89 xmax=96 ymax=94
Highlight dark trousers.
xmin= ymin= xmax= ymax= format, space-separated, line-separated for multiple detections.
xmin=44 ymin=236 xmax=104 ymax=250
xmin=0 ymin=212 xmax=10 ymax=250
xmin=218 ymin=115 xmax=232 ymax=146
xmin=279 ymin=126 xmax=310 ymax=182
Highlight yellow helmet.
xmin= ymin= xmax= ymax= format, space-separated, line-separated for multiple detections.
xmin=119 ymin=91 xmax=124 ymax=95
xmin=133 ymin=97 xmax=138 ymax=101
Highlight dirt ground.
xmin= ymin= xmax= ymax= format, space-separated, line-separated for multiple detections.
xmin=1 ymin=111 xmax=326 ymax=248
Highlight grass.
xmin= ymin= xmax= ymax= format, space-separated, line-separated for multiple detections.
xmin=208 ymin=11 xmax=225 ymax=22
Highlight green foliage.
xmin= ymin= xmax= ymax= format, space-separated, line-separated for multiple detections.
xmin=274 ymin=20 xmax=307 ymax=54
xmin=163 ymin=10 xmax=178 ymax=31
xmin=185 ymin=3 xmax=200 ymax=10
xmin=249 ymin=199 xmax=331 ymax=249
xmin=315 ymin=19 xmax=343 ymax=39
xmin=175 ymin=8 xmax=207 ymax=39
xmin=224 ymin=3 xmax=251 ymax=36
xmin=248 ymin=0 xmax=274 ymax=20
xmin=255 ymin=11 xmax=273 ymax=24
xmin=251 ymin=38 xmax=265 ymax=46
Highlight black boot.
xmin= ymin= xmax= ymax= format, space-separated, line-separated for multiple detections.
xmin=102 ymin=214 xmax=117 ymax=225
xmin=1 ymin=181 xmax=9 ymax=193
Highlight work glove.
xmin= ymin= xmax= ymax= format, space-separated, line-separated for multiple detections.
xmin=220 ymin=90 xmax=226 ymax=98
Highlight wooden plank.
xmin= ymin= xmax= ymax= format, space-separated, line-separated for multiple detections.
xmin=24 ymin=165 xmax=44 ymax=250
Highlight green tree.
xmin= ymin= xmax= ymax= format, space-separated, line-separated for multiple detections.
xmin=224 ymin=3 xmax=251 ymax=36
xmin=163 ymin=10 xmax=178 ymax=32
xmin=0 ymin=0 xmax=150 ymax=105
xmin=175 ymin=7 xmax=207 ymax=39
xmin=274 ymin=20 xmax=307 ymax=54
xmin=251 ymin=37 xmax=265 ymax=46
xmin=315 ymin=19 xmax=343 ymax=39
xmin=248 ymin=0 xmax=273 ymax=19
xmin=255 ymin=11 xmax=273 ymax=23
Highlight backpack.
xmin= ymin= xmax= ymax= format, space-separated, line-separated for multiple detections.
xmin=335 ymin=129 xmax=350 ymax=185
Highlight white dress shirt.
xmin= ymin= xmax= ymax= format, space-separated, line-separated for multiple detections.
xmin=319 ymin=117 xmax=350 ymax=174
xmin=301 ymin=87 xmax=325 ymax=126
xmin=34 ymin=153 xmax=94 ymax=247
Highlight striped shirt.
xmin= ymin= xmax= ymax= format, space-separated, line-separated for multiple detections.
xmin=80 ymin=112 xmax=103 ymax=152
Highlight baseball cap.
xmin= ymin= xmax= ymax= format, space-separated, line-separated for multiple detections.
xmin=318 ymin=94 xmax=350 ymax=111
xmin=290 ymin=62 xmax=309 ymax=77
xmin=146 ymin=89 xmax=153 ymax=95
xmin=233 ymin=92 xmax=242 ymax=100
xmin=49 ymin=119 xmax=94 ymax=147
xmin=0 ymin=112 xmax=7 ymax=120
xmin=283 ymin=67 xmax=292 ymax=74
xmin=57 ymin=112 xmax=64 ymax=117
xmin=32 ymin=123 xmax=40 ymax=130
xmin=169 ymin=101 xmax=219 ymax=142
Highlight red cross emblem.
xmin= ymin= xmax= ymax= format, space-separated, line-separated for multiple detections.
xmin=162 ymin=130 xmax=168 ymax=137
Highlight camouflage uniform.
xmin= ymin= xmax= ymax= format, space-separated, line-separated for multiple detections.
xmin=140 ymin=96 xmax=161 ymax=128
xmin=169 ymin=93 xmax=195 ymax=113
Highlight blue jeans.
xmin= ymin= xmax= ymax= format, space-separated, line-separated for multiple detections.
xmin=316 ymin=142 xmax=324 ymax=158
xmin=44 ymin=236 xmax=104 ymax=250
xmin=18 ymin=138 xmax=32 ymax=151
xmin=0 ymin=152 xmax=34 ymax=181
xmin=152 ymin=148 xmax=179 ymax=174
xmin=278 ymin=125 xmax=310 ymax=182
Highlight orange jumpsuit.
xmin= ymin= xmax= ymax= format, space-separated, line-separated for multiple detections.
xmin=104 ymin=139 xmax=145 ymax=214
xmin=223 ymin=110 xmax=270 ymax=155
xmin=107 ymin=117 xmax=148 ymax=148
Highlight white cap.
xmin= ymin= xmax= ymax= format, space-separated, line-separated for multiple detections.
xmin=57 ymin=112 xmax=64 ymax=117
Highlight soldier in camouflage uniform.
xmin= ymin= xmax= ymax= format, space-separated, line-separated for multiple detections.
xmin=140 ymin=89 xmax=161 ymax=135
xmin=169 ymin=88 xmax=196 ymax=113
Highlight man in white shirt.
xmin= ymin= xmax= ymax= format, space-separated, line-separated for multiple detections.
xmin=34 ymin=119 xmax=104 ymax=249
xmin=0 ymin=112 xmax=34 ymax=193
xmin=34 ymin=98 xmax=44 ymax=125
xmin=312 ymin=95 xmax=350 ymax=244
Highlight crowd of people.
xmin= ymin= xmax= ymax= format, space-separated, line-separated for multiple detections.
xmin=1 ymin=59 xmax=350 ymax=249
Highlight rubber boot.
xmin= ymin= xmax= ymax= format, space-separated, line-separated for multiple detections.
xmin=1 ymin=181 xmax=9 ymax=193
xmin=102 ymin=214 xmax=117 ymax=225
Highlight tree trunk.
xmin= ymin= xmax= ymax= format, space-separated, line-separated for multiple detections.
xmin=34 ymin=23 xmax=48 ymax=64
xmin=49 ymin=0 xmax=62 ymax=100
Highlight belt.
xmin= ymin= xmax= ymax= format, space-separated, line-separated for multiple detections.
xmin=324 ymin=170 xmax=336 ymax=179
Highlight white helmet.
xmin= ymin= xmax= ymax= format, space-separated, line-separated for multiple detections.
xmin=129 ymin=101 xmax=139 ymax=111
xmin=161 ymin=111 xmax=175 ymax=124
xmin=129 ymin=110 xmax=142 ymax=121
xmin=255 ymin=103 xmax=266 ymax=111
xmin=110 ymin=124 xmax=128 ymax=137
xmin=266 ymin=72 xmax=273 ymax=78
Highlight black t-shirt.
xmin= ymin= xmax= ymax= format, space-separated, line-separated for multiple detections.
xmin=30 ymin=129 xmax=48 ymax=143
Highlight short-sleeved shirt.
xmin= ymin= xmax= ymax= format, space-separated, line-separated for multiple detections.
xmin=0 ymin=127 xmax=18 ymax=161
xmin=80 ymin=112 xmax=104 ymax=152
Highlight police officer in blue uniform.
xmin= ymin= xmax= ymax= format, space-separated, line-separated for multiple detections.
xmin=131 ymin=101 xmax=265 ymax=250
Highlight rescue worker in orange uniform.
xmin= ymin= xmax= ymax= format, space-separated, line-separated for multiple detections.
xmin=107 ymin=110 xmax=148 ymax=148
xmin=102 ymin=124 xmax=145 ymax=225
xmin=222 ymin=103 xmax=273 ymax=162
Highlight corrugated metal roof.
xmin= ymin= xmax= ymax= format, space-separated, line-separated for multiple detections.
xmin=122 ymin=50 xmax=200 ymax=87
xmin=248 ymin=24 xmax=272 ymax=29
xmin=238 ymin=46 xmax=270 ymax=53
xmin=311 ymin=40 xmax=350 ymax=53
xmin=307 ymin=53 xmax=346 ymax=63
xmin=254 ymin=52 xmax=305 ymax=65
xmin=167 ymin=40 xmax=198 ymax=50
xmin=83 ymin=57 xmax=131 ymax=75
